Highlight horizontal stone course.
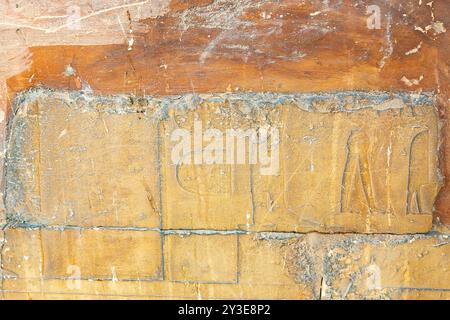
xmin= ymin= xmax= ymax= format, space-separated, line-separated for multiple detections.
xmin=1 ymin=228 xmax=449 ymax=299
xmin=5 ymin=89 xmax=440 ymax=234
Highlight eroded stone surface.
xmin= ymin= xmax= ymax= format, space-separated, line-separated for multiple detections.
xmin=1 ymin=228 xmax=449 ymax=299
xmin=0 ymin=210 xmax=4 ymax=226
xmin=164 ymin=234 xmax=239 ymax=284
xmin=1 ymin=228 xmax=163 ymax=281
xmin=253 ymin=103 xmax=440 ymax=233
xmin=6 ymin=91 xmax=161 ymax=227
xmin=5 ymin=88 xmax=440 ymax=233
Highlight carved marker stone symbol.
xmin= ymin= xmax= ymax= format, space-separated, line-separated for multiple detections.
xmin=341 ymin=130 xmax=375 ymax=214
xmin=407 ymin=130 xmax=431 ymax=214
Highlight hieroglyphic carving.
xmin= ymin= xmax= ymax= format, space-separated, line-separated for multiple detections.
xmin=6 ymin=89 xmax=440 ymax=233
xmin=407 ymin=130 xmax=433 ymax=214
xmin=252 ymin=94 xmax=440 ymax=233
xmin=340 ymin=130 xmax=375 ymax=214
xmin=161 ymin=102 xmax=255 ymax=230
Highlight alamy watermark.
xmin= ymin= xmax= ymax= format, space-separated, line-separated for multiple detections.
xmin=66 ymin=5 xmax=81 ymax=30
xmin=366 ymin=4 xmax=381 ymax=30
xmin=171 ymin=120 xmax=280 ymax=176
xmin=66 ymin=265 xmax=81 ymax=289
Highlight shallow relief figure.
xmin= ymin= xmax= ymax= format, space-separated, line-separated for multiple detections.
xmin=340 ymin=130 xmax=375 ymax=214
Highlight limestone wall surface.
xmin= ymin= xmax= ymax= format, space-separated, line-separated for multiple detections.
xmin=0 ymin=0 xmax=449 ymax=300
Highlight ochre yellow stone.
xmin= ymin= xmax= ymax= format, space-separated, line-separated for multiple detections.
xmin=2 ymin=228 xmax=162 ymax=281
xmin=164 ymin=233 xmax=238 ymax=283
xmin=6 ymin=94 xmax=161 ymax=228
xmin=2 ymin=230 xmax=449 ymax=299
xmin=6 ymin=90 xmax=438 ymax=233
xmin=2 ymin=89 xmax=445 ymax=300
xmin=253 ymin=104 xmax=440 ymax=233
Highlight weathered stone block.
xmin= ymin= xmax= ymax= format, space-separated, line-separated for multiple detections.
xmin=1 ymin=227 xmax=163 ymax=281
xmin=161 ymin=103 xmax=253 ymax=230
xmin=1 ymin=228 xmax=42 ymax=280
xmin=164 ymin=233 xmax=238 ymax=284
xmin=238 ymin=233 xmax=319 ymax=296
xmin=5 ymin=89 xmax=439 ymax=233
xmin=41 ymin=229 xmax=163 ymax=281
xmin=314 ymin=234 xmax=450 ymax=300
xmin=6 ymin=90 xmax=161 ymax=228
xmin=252 ymin=94 xmax=440 ymax=233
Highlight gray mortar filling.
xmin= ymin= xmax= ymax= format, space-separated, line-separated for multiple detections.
xmin=2 ymin=87 xmax=442 ymax=233
xmin=9 ymin=86 xmax=436 ymax=116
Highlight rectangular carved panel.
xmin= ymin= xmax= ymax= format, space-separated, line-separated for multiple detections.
xmin=6 ymin=91 xmax=161 ymax=228
xmin=161 ymin=102 xmax=254 ymax=230
xmin=253 ymin=101 xmax=440 ymax=233
xmin=5 ymin=88 xmax=440 ymax=233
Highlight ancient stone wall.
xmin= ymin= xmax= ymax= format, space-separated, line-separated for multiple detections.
xmin=0 ymin=0 xmax=449 ymax=299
